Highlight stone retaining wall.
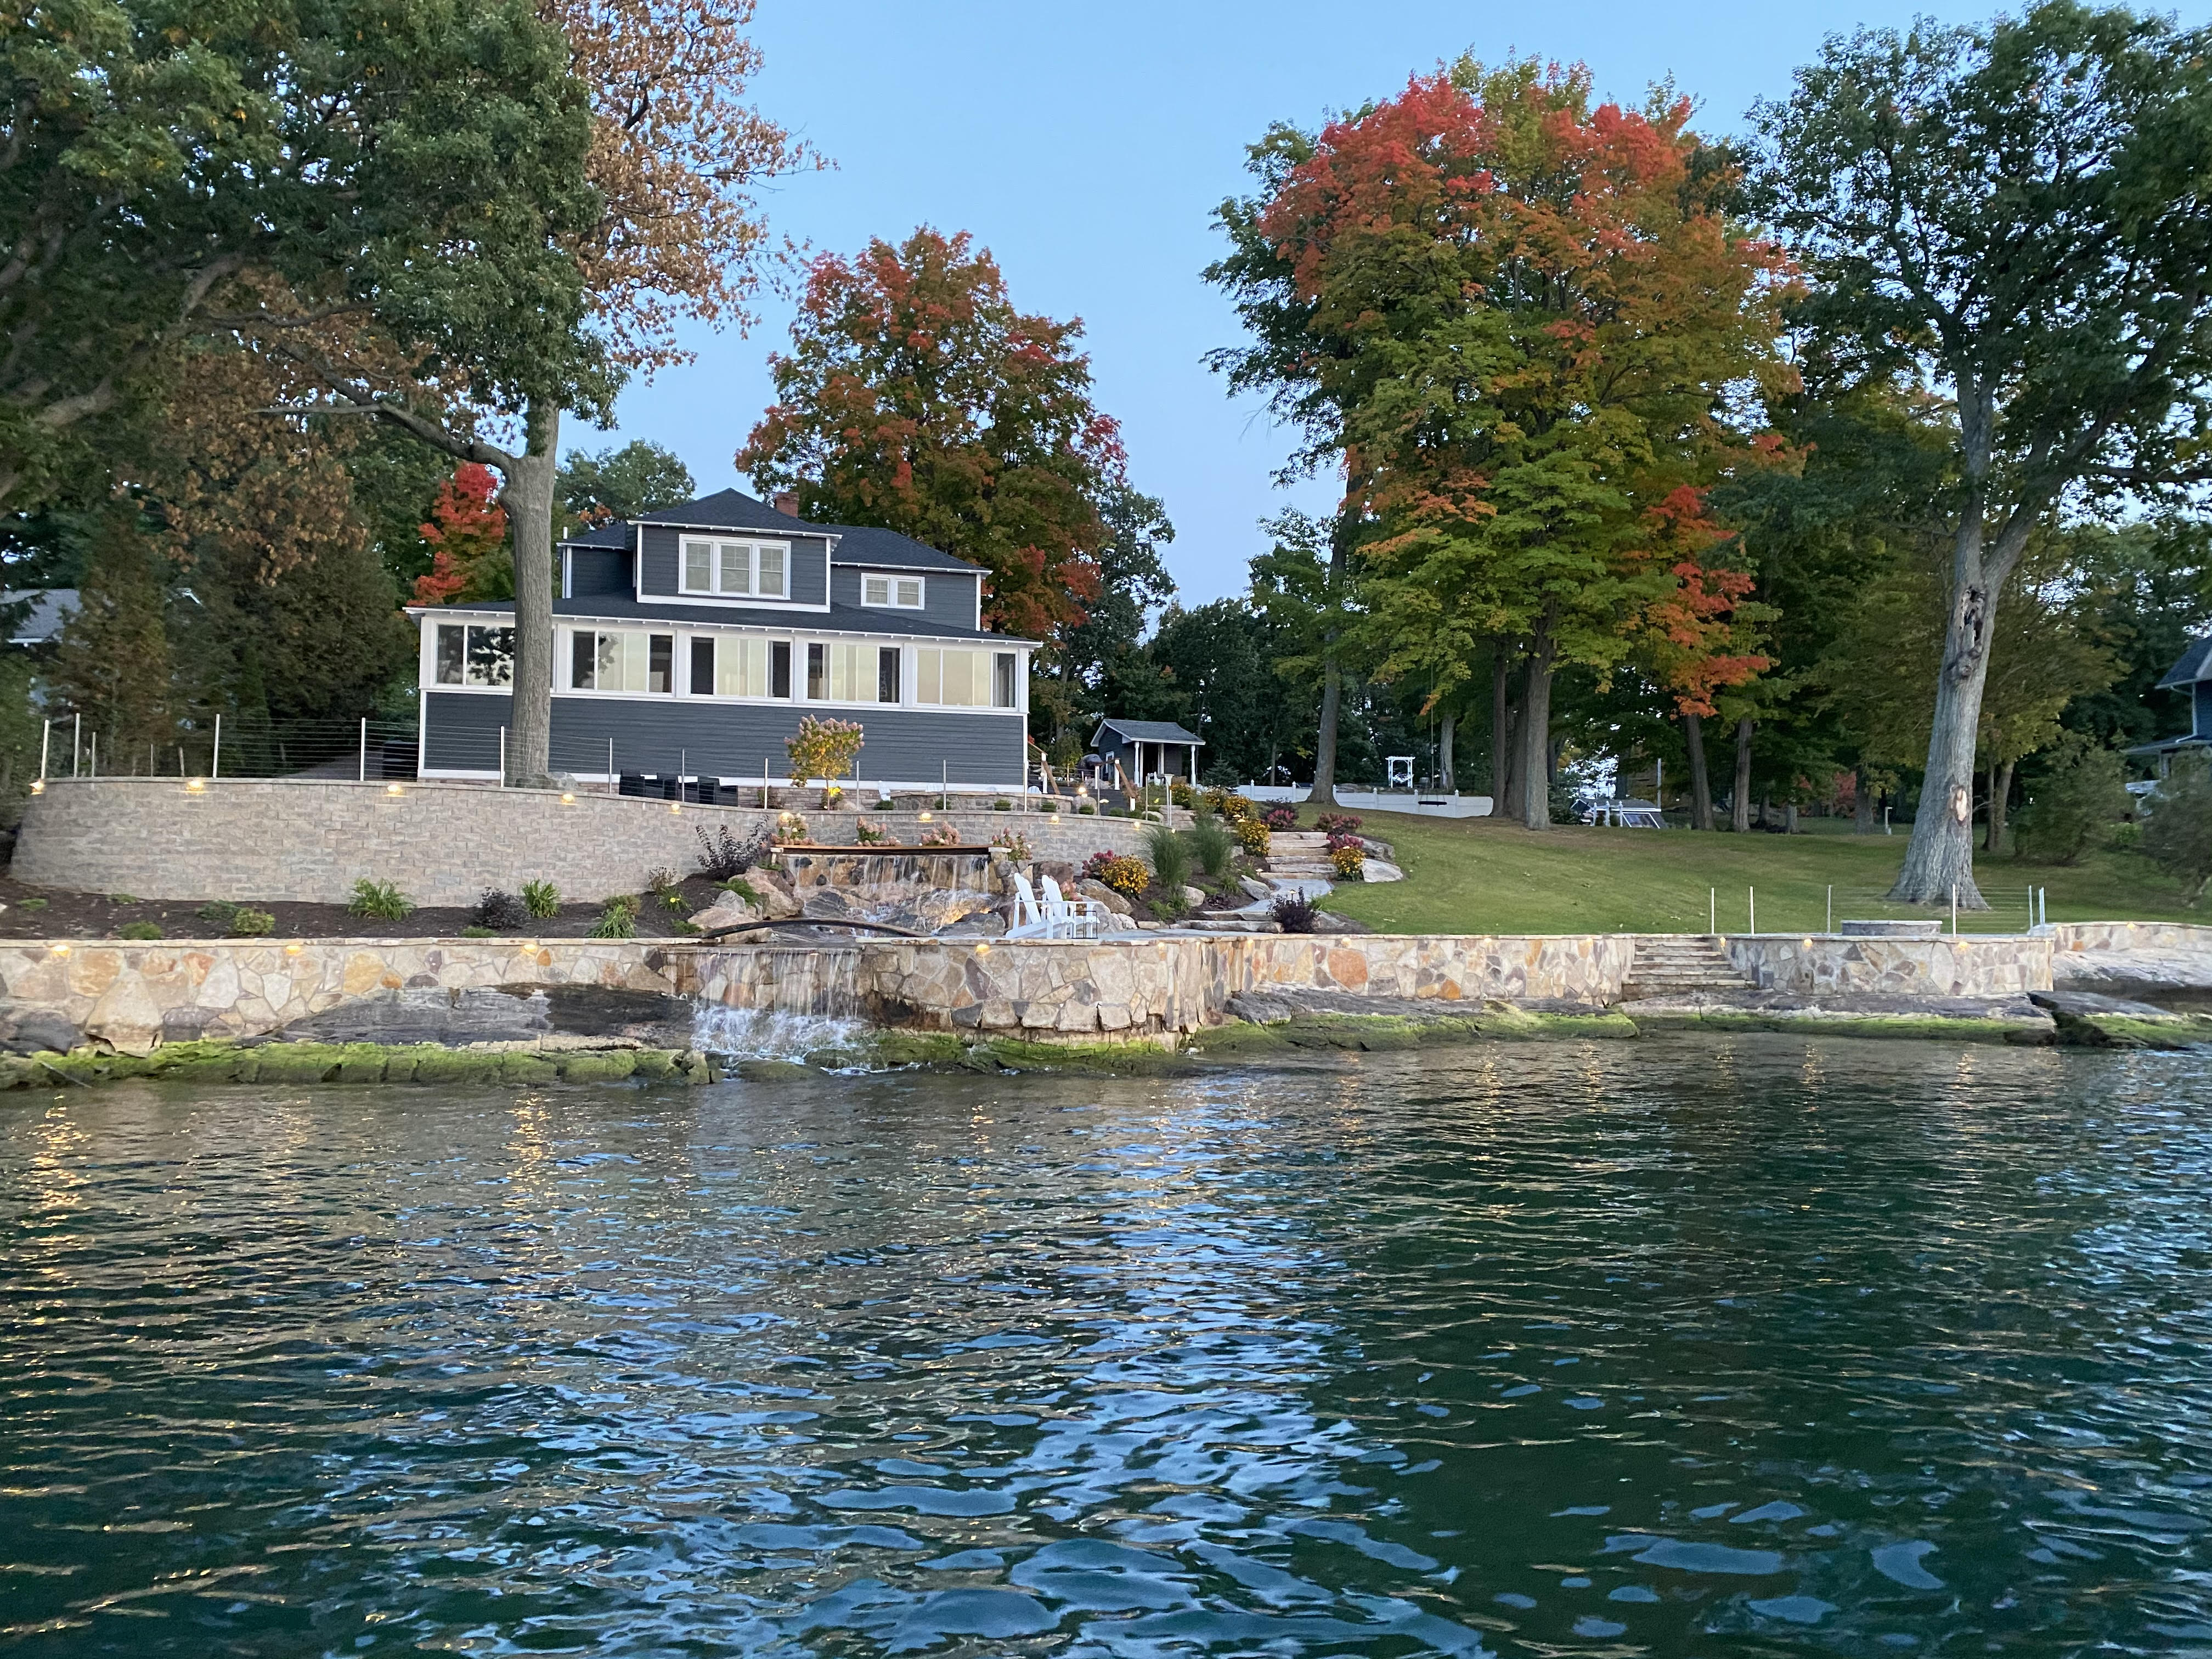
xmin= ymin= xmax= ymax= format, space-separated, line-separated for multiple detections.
xmin=2 ymin=928 xmax=2080 ymax=1056
xmin=1724 ymin=934 xmax=2053 ymax=998
xmin=13 ymin=778 xmax=1150 ymax=906
xmin=4 ymin=930 xmax=1639 ymax=1052
xmin=2050 ymin=922 xmax=2212 ymax=957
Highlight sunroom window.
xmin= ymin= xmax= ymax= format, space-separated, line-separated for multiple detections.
xmin=433 ymin=623 xmax=513 ymax=687
xmin=568 ymin=629 xmax=674 ymax=693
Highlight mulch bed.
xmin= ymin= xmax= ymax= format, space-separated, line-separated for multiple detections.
xmin=0 ymin=872 xmax=734 ymax=943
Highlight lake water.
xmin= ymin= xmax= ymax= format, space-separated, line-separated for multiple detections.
xmin=5 ymin=1036 xmax=2212 ymax=1656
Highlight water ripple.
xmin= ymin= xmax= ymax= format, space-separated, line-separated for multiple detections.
xmin=3 ymin=1035 xmax=2211 ymax=1655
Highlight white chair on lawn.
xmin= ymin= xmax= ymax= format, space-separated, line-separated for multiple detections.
xmin=1040 ymin=874 xmax=1103 ymax=939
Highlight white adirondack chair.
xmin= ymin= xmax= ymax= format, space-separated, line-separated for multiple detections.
xmin=1006 ymin=872 xmax=1052 ymax=938
xmin=1040 ymin=874 xmax=1103 ymax=938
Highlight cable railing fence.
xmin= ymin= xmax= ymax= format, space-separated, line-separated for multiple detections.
xmin=1689 ymin=882 xmax=2056 ymax=938
xmin=37 ymin=714 xmax=419 ymax=783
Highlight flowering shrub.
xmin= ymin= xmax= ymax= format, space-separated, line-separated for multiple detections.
xmin=1234 ymin=817 xmax=1271 ymax=859
xmin=919 ymin=822 xmax=960 ymax=848
xmin=991 ymin=832 xmax=1034 ymax=862
xmin=1261 ymin=804 xmax=1299 ymax=831
xmin=1083 ymin=851 xmax=1150 ymax=898
xmin=1324 ymin=830 xmax=1365 ymax=853
xmin=1330 ymin=842 xmax=1367 ymax=879
xmin=1315 ymin=812 xmax=1364 ymax=836
xmin=786 ymin=715 xmax=864 ymax=785
xmin=774 ymin=811 xmax=808 ymax=843
xmin=854 ymin=819 xmax=893 ymax=845
xmin=1170 ymin=778 xmax=1198 ymax=806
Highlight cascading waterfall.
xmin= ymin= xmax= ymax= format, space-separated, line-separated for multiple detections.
xmin=690 ymin=946 xmax=867 ymax=1060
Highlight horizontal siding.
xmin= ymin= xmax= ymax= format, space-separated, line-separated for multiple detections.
xmin=638 ymin=524 xmax=829 ymax=607
xmin=424 ymin=690 xmax=1025 ymax=783
xmin=2199 ymin=680 xmax=2209 ymax=738
xmin=567 ymin=546 xmax=631 ymax=596
xmin=830 ymin=563 xmax=979 ymax=631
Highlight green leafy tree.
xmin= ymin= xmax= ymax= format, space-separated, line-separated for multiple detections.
xmin=48 ymin=509 xmax=172 ymax=762
xmin=1047 ymin=482 xmax=1175 ymax=744
xmin=2142 ymin=751 xmax=2212 ymax=901
xmin=1754 ymin=3 xmax=2212 ymax=905
xmin=1211 ymin=59 xmax=1792 ymax=825
xmin=559 ymin=441 xmax=695 ymax=532
xmin=2014 ymin=732 xmax=2132 ymax=864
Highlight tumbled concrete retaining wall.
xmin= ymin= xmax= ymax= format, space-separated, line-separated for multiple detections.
xmin=4 ymin=931 xmax=1638 ymax=1052
xmin=13 ymin=778 xmax=1149 ymax=906
xmin=1724 ymin=934 xmax=2053 ymax=998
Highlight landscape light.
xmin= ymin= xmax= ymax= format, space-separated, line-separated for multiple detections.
xmin=49 ymin=943 xmax=67 ymax=956
xmin=28 ymin=780 xmax=42 ymax=795
xmin=285 ymin=943 xmax=303 ymax=955
xmin=185 ymin=778 xmax=206 ymax=794
xmin=386 ymin=783 xmax=404 ymax=796
xmin=916 ymin=811 xmax=933 ymax=822
xmin=560 ymin=792 xmax=575 ymax=804
xmin=669 ymin=802 xmax=681 ymax=815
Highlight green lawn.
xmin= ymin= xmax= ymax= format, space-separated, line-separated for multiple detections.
xmin=1309 ymin=811 xmax=2197 ymax=935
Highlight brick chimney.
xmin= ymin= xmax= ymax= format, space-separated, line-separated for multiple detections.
xmin=772 ymin=491 xmax=800 ymax=517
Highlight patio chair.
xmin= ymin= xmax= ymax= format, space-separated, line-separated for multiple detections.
xmin=1006 ymin=871 xmax=1052 ymax=939
xmin=1040 ymin=874 xmax=1103 ymax=938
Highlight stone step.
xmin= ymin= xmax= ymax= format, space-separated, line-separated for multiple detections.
xmin=1622 ymin=936 xmax=1756 ymax=1001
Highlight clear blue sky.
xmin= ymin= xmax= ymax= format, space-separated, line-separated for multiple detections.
xmin=593 ymin=0 xmax=2202 ymax=607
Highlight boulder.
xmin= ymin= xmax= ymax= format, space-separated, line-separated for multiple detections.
xmin=1361 ymin=859 xmax=1405 ymax=883
xmin=0 ymin=1007 xmax=83 ymax=1056
xmin=1238 ymin=876 xmax=1274 ymax=901
xmin=1078 ymin=878 xmax=1132 ymax=915
xmin=1180 ymin=885 xmax=1208 ymax=907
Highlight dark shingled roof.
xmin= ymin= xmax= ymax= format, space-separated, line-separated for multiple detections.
xmin=1094 ymin=718 xmax=1202 ymax=746
xmin=562 ymin=520 xmax=633 ymax=549
xmin=2158 ymin=635 xmax=2212 ymax=689
xmin=631 ymin=487 xmax=811 ymax=534
xmin=817 ymin=523 xmax=983 ymax=573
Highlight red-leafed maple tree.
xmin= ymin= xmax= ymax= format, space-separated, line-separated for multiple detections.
xmin=1212 ymin=58 xmax=1796 ymax=822
xmin=738 ymin=228 xmax=1116 ymax=644
xmin=412 ymin=464 xmax=512 ymax=605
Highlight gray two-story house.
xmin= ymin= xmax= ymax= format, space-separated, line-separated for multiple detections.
xmin=411 ymin=489 xmax=1034 ymax=791
xmin=2138 ymin=634 xmax=2212 ymax=774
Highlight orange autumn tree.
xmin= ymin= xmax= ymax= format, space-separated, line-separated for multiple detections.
xmin=413 ymin=464 xmax=512 ymax=604
xmin=1213 ymin=58 xmax=1796 ymax=827
xmin=738 ymin=228 xmax=1115 ymax=644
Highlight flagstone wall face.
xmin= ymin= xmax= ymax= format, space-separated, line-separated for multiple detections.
xmin=1724 ymin=935 xmax=2054 ymax=998
xmin=13 ymin=778 xmax=1148 ymax=906
xmin=2049 ymin=922 xmax=2212 ymax=957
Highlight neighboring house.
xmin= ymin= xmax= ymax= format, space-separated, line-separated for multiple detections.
xmin=2129 ymin=634 xmax=2211 ymax=777
xmin=410 ymin=490 xmax=1035 ymax=788
xmin=4 ymin=588 xmax=78 ymax=646
xmin=1091 ymin=718 xmax=1201 ymax=789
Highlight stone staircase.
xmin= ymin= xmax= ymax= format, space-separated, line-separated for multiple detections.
xmin=1622 ymin=935 xmax=1758 ymax=1002
xmin=1267 ymin=831 xmax=1338 ymax=880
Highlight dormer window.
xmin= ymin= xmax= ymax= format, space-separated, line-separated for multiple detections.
xmin=862 ymin=573 xmax=924 ymax=609
xmin=682 ymin=538 xmax=788 ymax=600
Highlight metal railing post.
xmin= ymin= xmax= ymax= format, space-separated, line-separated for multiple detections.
xmin=72 ymin=713 xmax=80 ymax=777
xmin=498 ymin=726 xmax=506 ymax=788
xmin=38 ymin=718 xmax=48 ymax=782
xmin=358 ymin=717 xmax=367 ymax=783
xmin=1748 ymin=886 xmax=1756 ymax=934
xmin=211 ymin=713 xmax=220 ymax=780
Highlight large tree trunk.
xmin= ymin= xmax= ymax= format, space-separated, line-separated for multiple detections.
xmin=1854 ymin=772 xmax=1876 ymax=834
xmin=1438 ymin=712 xmax=1455 ymax=792
xmin=1308 ymin=661 xmax=1343 ymax=810
xmin=1684 ymin=712 xmax=1713 ymax=830
xmin=1518 ymin=624 xmax=1556 ymax=831
xmin=498 ymin=402 xmax=560 ymax=788
xmin=1491 ymin=646 xmax=1515 ymax=820
xmin=1730 ymin=716 xmax=1754 ymax=833
xmin=1306 ymin=516 xmax=1353 ymax=810
xmin=1986 ymin=757 xmax=2015 ymax=854
xmin=1891 ymin=466 xmax=2041 ymax=907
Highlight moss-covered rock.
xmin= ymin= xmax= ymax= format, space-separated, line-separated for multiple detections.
xmin=629 ymin=1049 xmax=677 ymax=1080
xmin=1633 ymin=1009 xmax=2049 ymax=1046
xmin=2058 ymin=1011 xmax=2212 ymax=1050
xmin=556 ymin=1051 xmax=637 ymax=1083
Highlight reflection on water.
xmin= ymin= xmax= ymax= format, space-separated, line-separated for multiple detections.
xmin=4 ymin=1036 xmax=2212 ymax=1656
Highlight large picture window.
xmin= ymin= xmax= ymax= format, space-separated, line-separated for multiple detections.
xmin=917 ymin=647 xmax=1019 ymax=709
xmin=861 ymin=573 xmax=923 ymax=609
xmin=681 ymin=538 xmax=788 ymax=600
xmin=569 ymin=629 xmax=674 ymax=693
xmin=433 ymin=623 xmax=513 ymax=687
xmin=714 ymin=636 xmax=772 ymax=698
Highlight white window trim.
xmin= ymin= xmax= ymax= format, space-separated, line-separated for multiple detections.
xmin=679 ymin=536 xmax=794 ymax=603
xmin=859 ymin=571 xmax=926 ymax=610
xmin=424 ymin=617 xmax=516 ymax=691
xmin=798 ymin=637 xmax=909 ymax=709
xmin=639 ymin=524 xmax=831 ymax=612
